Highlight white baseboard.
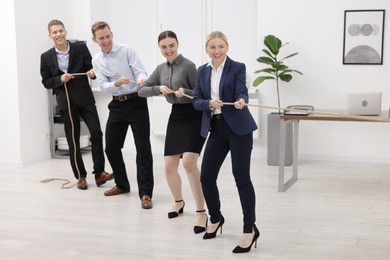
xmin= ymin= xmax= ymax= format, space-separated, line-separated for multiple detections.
xmin=0 ymin=154 xmax=52 ymax=169
xmin=0 ymin=161 xmax=23 ymax=169
xmin=299 ymin=154 xmax=390 ymax=164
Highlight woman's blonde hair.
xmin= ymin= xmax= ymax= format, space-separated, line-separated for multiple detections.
xmin=205 ymin=31 xmax=229 ymax=47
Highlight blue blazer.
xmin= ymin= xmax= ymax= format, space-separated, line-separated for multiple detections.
xmin=193 ymin=56 xmax=258 ymax=138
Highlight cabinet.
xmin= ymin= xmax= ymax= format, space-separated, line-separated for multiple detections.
xmin=49 ymin=90 xmax=91 ymax=158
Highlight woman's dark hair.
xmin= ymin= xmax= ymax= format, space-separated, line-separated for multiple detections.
xmin=158 ymin=30 xmax=178 ymax=44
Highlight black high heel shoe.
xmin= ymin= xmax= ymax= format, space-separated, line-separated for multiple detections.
xmin=232 ymin=225 xmax=260 ymax=253
xmin=168 ymin=200 xmax=185 ymax=219
xmin=203 ymin=215 xmax=224 ymax=239
xmin=193 ymin=209 xmax=208 ymax=234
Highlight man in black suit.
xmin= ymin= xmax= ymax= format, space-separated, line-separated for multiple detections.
xmin=40 ymin=20 xmax=113 ymax=190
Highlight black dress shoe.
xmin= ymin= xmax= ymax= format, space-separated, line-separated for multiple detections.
xmin=203 ymin=215 xmax=224 ymax=239
xmin=232 ymin=225 xmax=260 ymax=253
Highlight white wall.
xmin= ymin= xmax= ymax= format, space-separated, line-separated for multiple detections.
xmin=257 ymin=0 xmax=390 ymax=162
xmin=0 ymin=0 xmax=21 ymax=167
xmin=14 ymin=0 xmax=75 ymax=167
xmin=2 ymin=0 xmax=390 ymax=168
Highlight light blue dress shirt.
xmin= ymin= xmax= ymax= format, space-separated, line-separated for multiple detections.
xmin=55 ymin=42 xmax=70 ymax=73
xmin=92 ymin=43 xmax=148 ymax=96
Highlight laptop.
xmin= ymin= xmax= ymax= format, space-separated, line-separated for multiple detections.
xmin=346 ymin=92 xmax=382 ymax=116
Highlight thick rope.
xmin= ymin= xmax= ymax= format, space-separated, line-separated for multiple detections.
xmin=40 ymin=178 xmax=71 ymax=188
xmin=182 ymin=93 xmax=390 ymax=123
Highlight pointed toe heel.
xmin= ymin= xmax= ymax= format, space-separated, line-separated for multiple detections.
xmin=203 ymin=215 xmax=224 ymax=239
xmin=232 ymin=225 xmax=260 ymax=253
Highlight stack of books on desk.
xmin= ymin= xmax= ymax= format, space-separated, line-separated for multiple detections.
xmin=284 ymin=105 xmax=314 ymax=116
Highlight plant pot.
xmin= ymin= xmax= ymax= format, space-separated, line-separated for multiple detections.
xmin=267 ymin=112 xmax=293 ymax=166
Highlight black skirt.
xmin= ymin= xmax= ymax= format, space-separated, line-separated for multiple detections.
xmin=164 ymin=103 xmax=206 ymax=156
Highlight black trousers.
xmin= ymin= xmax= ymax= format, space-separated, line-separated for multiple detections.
xmin=61 ymin=103 xmax=105 ymax=179
xmin=200 ymin=117 xmax=256 ymax=233
xmin=105 ymin=97 xmax=154 ymax=198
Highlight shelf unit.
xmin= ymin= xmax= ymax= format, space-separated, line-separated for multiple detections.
xmin=48 ymin=90 xmax=91 ymax=158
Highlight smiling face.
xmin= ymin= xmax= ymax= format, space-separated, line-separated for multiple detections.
xmin=206 ymin=36 xmax=228 ymax=68
xmin=159 ymin=37 xmax=179 ymax=63
xmin=49 ymin=24 xmax=67 ymax=50
xmin=92 ymin=26 xmax=113 ymax=53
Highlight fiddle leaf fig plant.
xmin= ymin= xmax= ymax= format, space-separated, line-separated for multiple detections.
xmin=253 ymin=35 xmax=303 ymax=110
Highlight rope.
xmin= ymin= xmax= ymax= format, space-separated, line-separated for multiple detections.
xmin=182 ymin=93 xmax=390 ymax=123
xmin=223 ymin=102 xmax=390 ymax=122
xmin=41 ymin=73 xmax=88 ymax=189
xmin=40 ymin=178 xmax=73 ymax=189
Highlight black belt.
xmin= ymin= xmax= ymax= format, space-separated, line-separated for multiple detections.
xmin=113 ymin=93 xmax=138 ymax=101
xmin=212 ymin=114 xmax=223 ymax=119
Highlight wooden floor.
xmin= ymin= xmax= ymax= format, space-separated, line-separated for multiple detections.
xmin=1 ymin=153 xmax=390 ymax=259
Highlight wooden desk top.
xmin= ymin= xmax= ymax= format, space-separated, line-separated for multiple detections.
xmin=280 ymin=110 xmax=390 ymax=122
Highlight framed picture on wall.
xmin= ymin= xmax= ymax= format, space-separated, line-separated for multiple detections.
xmin=343 ymin=9 xmax=385 ymax=65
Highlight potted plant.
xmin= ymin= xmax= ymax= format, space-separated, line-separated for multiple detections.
xmin=253 ymin=35 xmax=302 ymax=165
xmin=253 ymin=35 xmax=302 ymax=109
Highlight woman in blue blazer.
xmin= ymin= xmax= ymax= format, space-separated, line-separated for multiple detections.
xmin=192 ymin=31 xmax=259 ymax=253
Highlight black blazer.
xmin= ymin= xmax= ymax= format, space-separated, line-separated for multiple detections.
xmin=40 ymin=41 xmax=95 ymax=110
xmin=193 ymin=56 xmax=258 ymax=138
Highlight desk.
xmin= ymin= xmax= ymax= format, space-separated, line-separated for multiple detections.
xmin=277 ymin=110 xmax=390 ymax=192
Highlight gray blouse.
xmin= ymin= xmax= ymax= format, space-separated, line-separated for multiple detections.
xmin=138 ymin=54 xmax=197 ymax=104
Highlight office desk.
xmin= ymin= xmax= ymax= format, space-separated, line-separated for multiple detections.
xmin=278 ymin=110 xmax=390 ymax=192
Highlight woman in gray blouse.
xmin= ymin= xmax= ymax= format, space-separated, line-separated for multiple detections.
xmin=138 ymin=31 xmax=207 ymax=233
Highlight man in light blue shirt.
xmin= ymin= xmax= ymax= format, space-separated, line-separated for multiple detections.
xmin=92 ymin=42 xmax=147 ymax=96
xmin=91 ymin=21 xmax=154 ymax=209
